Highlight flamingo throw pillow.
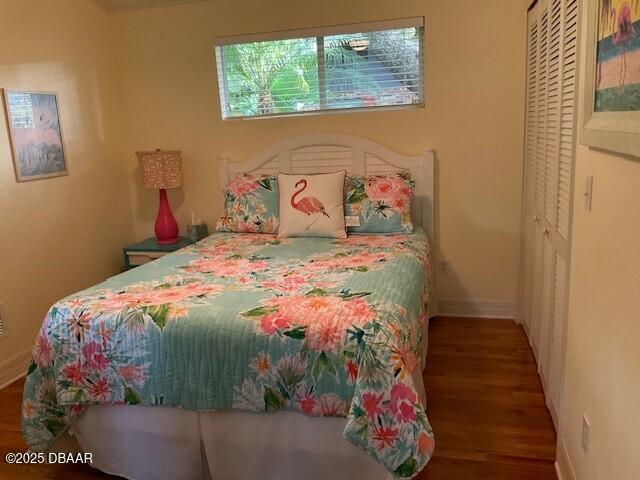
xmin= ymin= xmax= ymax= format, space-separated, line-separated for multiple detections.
xmin=277 ymin=171 xmax=347 ymax=238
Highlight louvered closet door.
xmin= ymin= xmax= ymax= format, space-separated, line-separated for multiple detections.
xmin=519 ymin=0 xmax=579 ymax=428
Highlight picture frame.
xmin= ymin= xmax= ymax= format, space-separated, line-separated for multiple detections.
xmin=2 ymin=89 xmax=68 ymax=182
xmin=581 ymin=0 xmax=640 ymax=158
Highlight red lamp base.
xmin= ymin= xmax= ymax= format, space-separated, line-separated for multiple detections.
xmin=155 ymin=189 xmax=179 ymax=245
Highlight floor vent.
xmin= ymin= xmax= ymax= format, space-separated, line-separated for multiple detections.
xmin=0 ymin=304 xmax=7 ymax=340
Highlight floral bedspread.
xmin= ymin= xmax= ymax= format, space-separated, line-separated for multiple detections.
xmin=22 ymin=231 xmax=435 ymax=478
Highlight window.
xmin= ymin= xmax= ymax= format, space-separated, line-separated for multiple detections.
xmin=214 ymin=18 xmax=424 ymax=119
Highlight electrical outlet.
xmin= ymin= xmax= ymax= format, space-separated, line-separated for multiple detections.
xmin=439 ymin=259 xmax=449 ymax=274
xmin=581 ymin=415 xmax=591 ymax=454
xmin=0 ymin=303 xmax=7 ymax=340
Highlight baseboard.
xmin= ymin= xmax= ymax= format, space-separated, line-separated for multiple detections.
xmin=438 ymin=299 xmax=516 ymax=319
xmin=0 ymin=349 xmax=31 ymax=389
xmin=556 ymin=438 xmax=577 ymax=480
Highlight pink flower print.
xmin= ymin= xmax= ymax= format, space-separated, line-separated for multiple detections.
xmin=268 ymin=295 xmax=335 ymax=321
xmin=260 ymin=280 xmax=278 ymax=290
xmin=298 ymin=392 xmax=316 ymax=415
xmin=99 ymin=294 xmax=137 ymax=311
xmin=345 ymin=359 xmax=358 ymax=384
xmin=308 ymin=251 xmax=388 ymax=272
xmin=228 ymin=175 xmax=259 ymax=197
xmin=197 ymin=244 xmax=232 ymax=257
xmin=168 ymin=305 xmax=189 ymax=319
xmin=88 ymin=377 xmax=111 ymax=401
xmin=62 ymin=361 xmax=85 ymax=383
xmin=118 ymin=364 xmax=147 ymax=386
xmin=365 ymin=177 xmax=401 ymax=201
xmin=396 ymin=401 xmax=417 ymax=423
xmin=97 ymin=281 xmax=210 ymax=312
xmin=361 ymin=391 xmax=384 ymax=420
xmin=33 ymin=331 xmax=53 ymax=367
xmin=344 ymin=298 xmax=375 ymax=324
xmin=389 ymin=382 xmax=418 ymax=423
xmin=236 ymin=221 xmax=259 ymax=233
xmin=259 ymin=312 xmax=291 ymax=335
xmin=81 ymin=342 xmax=109 ymax=371
xmin=372 ymin=424 xmax=399 ymax=451
xmin=391 ymin=195 xmax=409 ymax=212
xmin=418 ymin=431 xmax=435 ymax=456
xmin=317 ymin=393 xmax=346 ymax=416
xmin=306 ymin=318 xmax=343 ymax=353
xmin=403 ymin=351 xmax=419 ymax=374
xmin=399 ymin=184 xmax=412 ymax=198
xmin=147 ymin=288 xmax=186 ymax=304
xmin=258 ymin=295 xmax=372 ymax=350
xmin=186 ymin=258 xmax=269 ymax=276
xmin=279 ymin=275 xmax=307 ymax=292
xmin=65 ymin=299 xmax=85 ymax=309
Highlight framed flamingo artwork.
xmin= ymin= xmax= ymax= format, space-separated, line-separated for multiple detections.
xmin=2 ymin=89 xmax=68 ymax=181
xmin=581 ymin=0 xmax=640 ymax=158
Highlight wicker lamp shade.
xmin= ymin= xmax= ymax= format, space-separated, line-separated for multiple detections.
xmin=137 ymin=149 xmax=183 ymax=190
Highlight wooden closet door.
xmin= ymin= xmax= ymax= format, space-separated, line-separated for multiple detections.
xmin=520 ymin=0 xmax=579 ymax=428
xmin=523 ymin=0 xmax=550 ymax=361
xmin=519 ymin=11 xmax=539 ymax=340
xmin=546 ymin=0 xmax=579 ymax=425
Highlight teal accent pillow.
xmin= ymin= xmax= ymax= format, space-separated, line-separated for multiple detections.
xmin=345 ymin=173 xmax=415 ymax=234
xmin=216 ymin=174 xmax=279 ymax=233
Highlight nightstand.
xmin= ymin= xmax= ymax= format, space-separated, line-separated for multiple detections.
xmin=123 ymin=237 xmax=192 ymax=270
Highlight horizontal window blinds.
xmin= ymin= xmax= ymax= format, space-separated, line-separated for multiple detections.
xmin=214 ymin=19 xmax=424 ymax=119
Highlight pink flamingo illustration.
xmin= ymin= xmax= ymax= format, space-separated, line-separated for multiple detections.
xmin=291 ymin=179 xmax=330 ymax=217
xmin=611 ymin=3 xmax=637 ymax=91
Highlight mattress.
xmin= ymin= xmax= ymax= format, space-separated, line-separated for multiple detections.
xmin=23 ymin=230 xmax=434 ymax=478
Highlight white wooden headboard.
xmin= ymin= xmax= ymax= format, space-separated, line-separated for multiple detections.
xmin=219 ymin=133 xmax=435 ymax=245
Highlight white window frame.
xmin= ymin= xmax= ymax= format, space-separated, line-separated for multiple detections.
xmin=214 ymin=17 xmax=425 ymax=120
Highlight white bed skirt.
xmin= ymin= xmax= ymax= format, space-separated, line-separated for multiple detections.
xmin=69 ymin=406 xmax=396 ymax=480
xmin=54 ymin=320 xmax=430 ymax=480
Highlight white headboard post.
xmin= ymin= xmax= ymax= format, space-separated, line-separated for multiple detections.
xmin=219 ymin=134 xmax=438 ymax=315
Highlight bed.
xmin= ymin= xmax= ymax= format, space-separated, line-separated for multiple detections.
xmin=22 ymin=134 xmax=437 ymax=480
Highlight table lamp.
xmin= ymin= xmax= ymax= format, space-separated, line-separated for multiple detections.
xmin=137 ymin=149 xmax=183 ymax=245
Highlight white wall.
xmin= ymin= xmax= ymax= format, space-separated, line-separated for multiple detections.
xmin=112 ymin=0 xmax=527 ymax=309
xmin=0 ymin=0 xmax=134 ymax=384
xmin=557 ymin=1 xmax=640 ymax=479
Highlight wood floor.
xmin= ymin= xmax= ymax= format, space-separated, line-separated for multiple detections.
xmin=0 ymin=317 xmax=557 ymax=480
xmin=419 ymin=318 xmax=557 ymax=479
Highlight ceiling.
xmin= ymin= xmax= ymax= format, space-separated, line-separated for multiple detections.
xmin=91 ymin=0 xmax=210 ymax=13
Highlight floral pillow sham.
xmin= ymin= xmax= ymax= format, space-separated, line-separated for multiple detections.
xmin=216 ymin=174 xmax=279 ymax=234
xmin=344 ymin=173 xmax=415 ymax=234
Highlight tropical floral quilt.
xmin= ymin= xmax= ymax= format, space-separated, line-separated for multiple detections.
xmin=22 ymin=230 xmax=435 ymax=478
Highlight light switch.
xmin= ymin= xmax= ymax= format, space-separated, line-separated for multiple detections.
xmin=584 ymin=175 xmax=594 ymax=211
